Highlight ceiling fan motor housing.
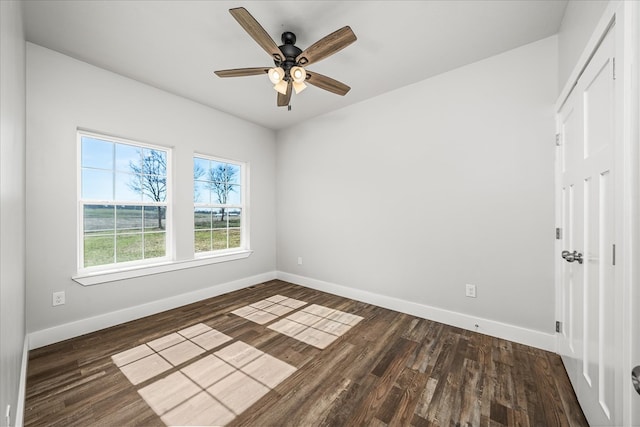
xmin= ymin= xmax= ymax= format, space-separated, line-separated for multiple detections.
xmin=276 ymin=31 xmax=303 ymax=79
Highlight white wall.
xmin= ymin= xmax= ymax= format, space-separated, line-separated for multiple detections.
xmin=277 ymin=36 xmax=558 ymax=335
xmin=0 ymin=0 xmax=27 ymax=424
xmin=26 ymin=44 xmax=277 ymax=335
xmin=558 ymin=0 xmax=610 ymax=89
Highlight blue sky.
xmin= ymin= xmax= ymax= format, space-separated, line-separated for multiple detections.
xmin=81 ymin=136 xmax=166 ymax=202
xmin=81 ymin=136 xmax=241 ymax=205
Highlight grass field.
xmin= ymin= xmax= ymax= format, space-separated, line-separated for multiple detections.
xmin=83 ymin=205 xmax=167 ymax=267
xmin=194 ymin=209 xmax=241 ymax=229
xmin=84 ymin=232 xmax=165 ymax=267
xmin=194 ymin=229 xmax=241 ymax=253
xmin=82 ymin=205 xmax=241 ymax=266
xmin=84 ymin=205 xmax=166 ymax=232
xmin=194 ymin=208 xmax=241 ymax=252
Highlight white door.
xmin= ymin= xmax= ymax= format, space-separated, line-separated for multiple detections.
xmin=557 ymin=25 xmax=621 ymax=426
xmin=633 ymin=291 xmax=640 ymax=424
xmin=631 ymin=2 xmax=640 ymax=424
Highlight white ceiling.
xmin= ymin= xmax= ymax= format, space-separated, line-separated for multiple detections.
xmin=23 ymin=0 xmax=568 ymax=131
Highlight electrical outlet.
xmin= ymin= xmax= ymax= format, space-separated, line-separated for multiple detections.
xmin=52 ymin=291 xmax=65 ymax=306
xmin=297 ymin=256 xmax=303 ymax=265
xmin=465 ymin=284 xmax=477 ymax=298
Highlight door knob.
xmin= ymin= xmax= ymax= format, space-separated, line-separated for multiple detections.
xmin=562 ymin=250 xmax=583 ymax=264
xmin=633 ymin=366 xmax=640 ymax=395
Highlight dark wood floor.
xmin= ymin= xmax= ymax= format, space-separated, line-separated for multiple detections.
xmin=24 ymin=280 xmax=588 ymax=426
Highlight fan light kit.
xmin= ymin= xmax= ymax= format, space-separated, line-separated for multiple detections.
xmin=214 ymin=7 xmax=357 ymax=107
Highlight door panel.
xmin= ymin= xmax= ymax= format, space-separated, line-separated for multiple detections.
xmin=558 ymin=88 xmax=582 ymax=383
xmin=557 ymin=25 xmax=620 ymax=426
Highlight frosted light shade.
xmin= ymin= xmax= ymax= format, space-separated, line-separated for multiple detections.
xmin=292 ymin=81 xmax=307 ymax=94
xmin=274 ymin=80 xmax=288 ymax=95
xmin=290 ymin=66 xmax=306 ymax=83
xmin=268 ymin=67 xmax=285 ymax=84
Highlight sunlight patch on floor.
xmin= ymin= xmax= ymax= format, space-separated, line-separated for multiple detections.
xmin=230 ymin=294 xmax=307 ymax=325
xmin=268 ymin=304 xmax=363 ymax=349
xmin=140 ymin=343 xmax=296 ymax=426
xmin=110 ymin=297 xmax=364 ymax=425
xmin=111 ymin=324 xmax=296 ymax=426
xmin=231 ymin=296 xmax=364 ymax=350
xmin=111 ymin=323 xmax=232 ymax=385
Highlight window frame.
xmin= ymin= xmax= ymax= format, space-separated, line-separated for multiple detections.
xmin=76 ymin=130 xmax=173 ymax=275
xmin=193 ymin=153 xmax=249 ymax=257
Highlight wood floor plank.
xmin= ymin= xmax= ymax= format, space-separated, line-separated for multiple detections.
xmin=347 ymin=337 xmax=417 ymax=425
xmin=386 ymin=368 xmax=429 ymax=426
xmin=24 ymin=280 xmax=588 ymax=427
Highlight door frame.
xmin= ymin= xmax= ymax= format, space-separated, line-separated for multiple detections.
xmin=555 ymin=1 xmax=639 ymax=425
xmin=622 ymin=1 xmax=640 ymax=425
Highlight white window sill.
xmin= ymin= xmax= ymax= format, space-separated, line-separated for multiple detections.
xmin=72 ymin=250 xmax=253 ymax=286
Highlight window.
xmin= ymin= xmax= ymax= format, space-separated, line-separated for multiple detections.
xmin=79 ymin=131 xmax=170 ymax=271
xmin=193 ymin=155 xmax=245 ymax=254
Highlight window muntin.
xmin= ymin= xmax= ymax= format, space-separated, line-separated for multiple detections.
xmin=79 ymin=132 xmax=170 ymax=270
xmin=193 ymin=156 xmax=244 ymax=254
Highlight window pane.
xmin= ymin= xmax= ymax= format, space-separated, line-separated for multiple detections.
xmin=115 ymin=143 xmax=141 ymax=172
xmin=80 ymin=133 xmax=171 ymax=270
xmin=228 ymin=208 xmax=241 ymax=229
xmin=210 ymin=183 xmax=236 ymax=204
xmin=84 ymin=235 xmax=114 ymax=267
xmin=209 ymin=183 xmax=223 ymax=204
xmin=209 ymin=161 xmax=225 ymax=183
xmin=226 ymin=185 xmax=241 ymax=205
xmin=81 ymin=137 xmax=113 ymax=170
xmin=193 ymin=155 xmax=244 ymax=255
xmin=143 ymin=149 xmax=167 ymax=173
xmin=115 ymin=172 xmax=143 ymax=201
xmin=194 ymin=208 xmax=212 ymax=230
xmin=195 ymin=230 xmax=212 ymax=253
xmin=212 ymin=229 xmax=228 ymax=250
xmin=116 ymin=205 xmax=142 ymax=233
xmin=210 ymin=162 xmax=239 ymax=184
xmin=82 ymin=169 xmax=113 ymax=200
xmin=116 ymin=233 xmax=143 ymax=262
xmin=212 ymin=208 xmax=226 ymax=228
xmin=229 ymin=229 xmax=241 ymax=249
xmin=84 ymin=205 xmax=114 ymax=233
xmin=144 ymin=232 xmax=166 ymax=259
xmin=144 ymin=206 xmax=166 ymax=231
xmin=194 ymin=157 xmax=209 ymax=181
xmin=224 ymin=164 xmax=240 ymax=185
xmin=194 ymin=180 xmax=209 ymax=203
xmin=208 ymin=162 xmax=238 ymax=185
xmin=142 ymin=175 xmax=167 ymax=202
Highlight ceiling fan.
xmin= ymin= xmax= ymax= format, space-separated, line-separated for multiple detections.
xmin=214 ymin=7 xmax=357 ymax=107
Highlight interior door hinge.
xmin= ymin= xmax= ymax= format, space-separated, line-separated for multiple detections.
xmin=555 ymin=227 xmax=562 ymax=240
xmin=555 ymin=133 xmax=561 ymax=146
xmin=612 ymin=244 xmax=616 ymax=266
xmin=556 ymin=321 xmax=562 ymax=333
xmin=613 ymin=57 xmax=616 ymax=80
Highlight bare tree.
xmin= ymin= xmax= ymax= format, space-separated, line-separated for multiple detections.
xmin=207 ymin=164 xmax=238 ymax=221
xmin=128 ymin=150 xmax=166 ymax=230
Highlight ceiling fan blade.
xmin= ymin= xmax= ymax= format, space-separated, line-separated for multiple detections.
xmin=214 ymin=67 xmax=270 ymax=78
xmin=296 ymin=26 xmax=356 ymax=66
xmin=229 ymin=7 xmax=283 ymax=62
xmin=277 ymin=81 xmax=292 ymax=107
xmin=305 ymin=70 xmax=351 ymax=96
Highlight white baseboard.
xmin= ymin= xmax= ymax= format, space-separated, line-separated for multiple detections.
xmin=28 ymin=271 xmax=277 ymax=350
xmin=15 ymin=334 xmax=28 ymax=427
xmin=277 ymin=271 xmax=556 ymax=352
xmin=27 ymin=270 xmax=556 ymax=352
